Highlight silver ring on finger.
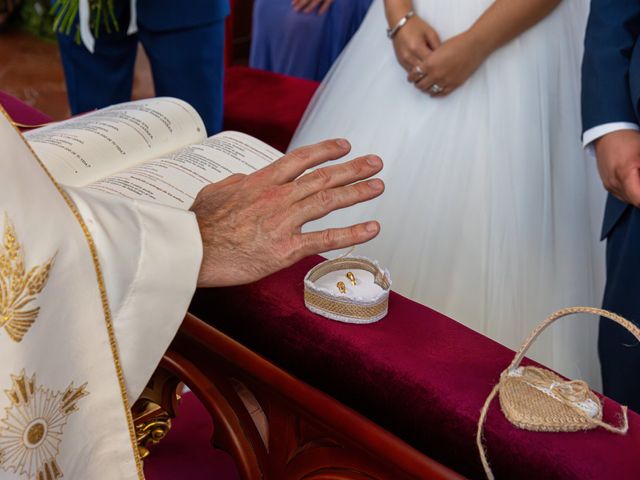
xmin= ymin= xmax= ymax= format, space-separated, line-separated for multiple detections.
xmin=429 ymin=83 xmax=444 ymax=94
xmin=413 ymin=65 xmax=426 ymax=81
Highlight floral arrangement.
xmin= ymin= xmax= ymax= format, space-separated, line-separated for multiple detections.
xmin=1 ymin=1 xmax=53 ymax=39
xmin=18 ymin=1 xmax=53 ymax=39
xmin=52 ymin=0 xmax=118 ymax=42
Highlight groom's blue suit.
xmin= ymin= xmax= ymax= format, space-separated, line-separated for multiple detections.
xmin=582 ymin=0 xmax=640 ymax=411
xmin=57 ymin=0 xmax=229 ymax=135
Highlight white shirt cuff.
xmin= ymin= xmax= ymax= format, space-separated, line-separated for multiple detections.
xmin=583 ymin=122 xmax=640 ymax=148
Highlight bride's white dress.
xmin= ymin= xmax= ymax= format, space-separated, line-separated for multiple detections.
xmin=290 ymin=0 xmax=606 ymax=386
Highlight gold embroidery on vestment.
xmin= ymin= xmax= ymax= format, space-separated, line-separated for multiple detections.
xmin=0 ymin=215 xmax=55 ymax=343
xmin=2 ymin=106 xmax=144 ymax=477
xmin=0 ymin=371 xmax=88 ymax=479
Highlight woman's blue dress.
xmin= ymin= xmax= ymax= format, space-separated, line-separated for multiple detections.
xmin=250 ymin=0 xmax=373 ymax=81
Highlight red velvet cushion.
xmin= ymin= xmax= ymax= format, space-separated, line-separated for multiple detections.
xmin=0 ymin=91 xmax=52 ymax=128
xmin=190 ymin=256 xmax=640 ymax=480
xmin=223 ymin=66 xmax=319 ymax=153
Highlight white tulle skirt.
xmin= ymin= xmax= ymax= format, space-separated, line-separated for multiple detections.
xmin=290 ymin=0 xmax=607 ymax=387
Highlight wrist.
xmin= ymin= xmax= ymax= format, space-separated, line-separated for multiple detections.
xmin=384 ymin=0 xmax=414 ymax=27
xmin=387 ymin=10 xmax=415 ymax=39
xmin=595 ymin=129 xmax=628 ymax=149
xmin=463 ymin=24 xmax=495 ymax=60
xmin=594 ymin=129 xmax=640 ymax=157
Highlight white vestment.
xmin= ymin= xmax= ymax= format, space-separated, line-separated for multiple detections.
xmin=0 ymin=109 xmax=202 ymax=479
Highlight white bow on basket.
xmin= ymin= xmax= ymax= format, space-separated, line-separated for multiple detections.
xmin=476 ymin=306 xmax=640 ymax=480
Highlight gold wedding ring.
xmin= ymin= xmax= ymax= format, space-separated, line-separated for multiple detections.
xmin=346 ymin=272 xmax=357 ymax=286
xmin=337 ymin=281 xmax=347 ymax=294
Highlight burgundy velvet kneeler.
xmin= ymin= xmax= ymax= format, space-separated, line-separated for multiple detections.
xmin=190 ymin=256 xmax=640 ymax=480
xmin=0 ymin=91 xmax=53 ymax=126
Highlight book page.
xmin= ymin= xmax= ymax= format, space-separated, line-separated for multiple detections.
xmin=84 ymin=131 xmax=283 ymax=209
xmin=24 ymin=97 xmax=206 ymax=187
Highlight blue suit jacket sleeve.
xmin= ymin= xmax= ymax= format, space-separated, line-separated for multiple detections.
xmin=582 ymin=0 xmax=640 ymax=132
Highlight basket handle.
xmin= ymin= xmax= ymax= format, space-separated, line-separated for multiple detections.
xmin=508 ymin=306 xmax=640 ymax=372
xmin=476 ymin=306 xmax=640 ymax=480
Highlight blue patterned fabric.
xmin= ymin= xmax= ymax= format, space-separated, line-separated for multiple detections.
xmin=250 ymin=0 xmax=373 ymax=81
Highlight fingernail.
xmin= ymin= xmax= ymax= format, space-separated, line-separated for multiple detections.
xmin=365 ymin=222 xmax=379 ymax=233
xmin=369 ymin=179 xmax=384 ymax=190
xmin=336 ymin=138 xmax=350 ymax=150
xmin=367 ymin=155 xmax=382 ymax=167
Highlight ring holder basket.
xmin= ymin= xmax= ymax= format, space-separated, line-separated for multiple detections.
xmin=476 ymin=306 xmax=640 ymax=480
xmin=304 ymin=256 xmax=391 ymax=324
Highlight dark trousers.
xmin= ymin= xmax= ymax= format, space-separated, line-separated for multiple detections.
xmin=600 ymin=204 xmax=640 ymax=412
xmin=57 ymin=10 xmax=225 ymax=135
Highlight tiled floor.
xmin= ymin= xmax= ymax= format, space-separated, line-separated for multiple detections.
xmin=0 ymin=28 xmax=154 ymax=120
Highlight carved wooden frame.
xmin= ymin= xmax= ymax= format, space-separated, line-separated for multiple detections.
xmin=151 ymin=313 xmax=463 ymax=480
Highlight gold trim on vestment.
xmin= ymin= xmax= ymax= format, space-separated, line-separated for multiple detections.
xmin=0 ymin=107 xmax=145 ymax=478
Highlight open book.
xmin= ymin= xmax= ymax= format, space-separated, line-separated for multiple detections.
xmin=24 ymin=97 xmax=283 ymax=209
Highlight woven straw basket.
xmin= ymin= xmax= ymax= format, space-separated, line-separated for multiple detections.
xmin=304 ymin=256 xmax=391 ymax=324
xmin=476 ymin=307 xmax=640 ymax=480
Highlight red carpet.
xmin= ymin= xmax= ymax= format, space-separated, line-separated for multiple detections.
xmin=144 ymin=393 xmax=240 ymax=480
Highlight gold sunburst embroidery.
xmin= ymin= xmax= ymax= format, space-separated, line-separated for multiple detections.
xmin=0 ymin=214 xmax=55 ymax=343
xmin=0 ymin=371 xmax=88 ymax=479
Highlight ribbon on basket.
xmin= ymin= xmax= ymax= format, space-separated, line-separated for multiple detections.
xmin=476 ymin=306 xmax=640 ymax=480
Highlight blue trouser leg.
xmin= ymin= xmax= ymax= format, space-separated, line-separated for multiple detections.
xmin=138 ymin=20 xmax=225 ymax=135
xmin=56 ymin=2 xmax=138 ymax=114
xmin=600 ymin=205 xmax=640 ymax=412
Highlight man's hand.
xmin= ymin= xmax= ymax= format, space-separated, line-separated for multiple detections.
xmin=292 ymin=0 xmax=334 ymax=14
xmin=191 ymin=139 xmax=384 ymax=288
xmin=594 ymin=130 xmax=640 ymax=207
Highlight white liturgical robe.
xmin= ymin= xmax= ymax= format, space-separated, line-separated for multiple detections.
xmin=0 ymin=108 xmax=202 ymax=479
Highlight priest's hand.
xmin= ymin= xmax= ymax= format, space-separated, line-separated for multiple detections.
xmin=191 ymin=139 xmax=384 ymax=287
xmin=594 ymin=130 xmax=640 ymax=208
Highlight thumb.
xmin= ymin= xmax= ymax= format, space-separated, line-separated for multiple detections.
xmin=622 ymin=168 xmax=640 ymax=208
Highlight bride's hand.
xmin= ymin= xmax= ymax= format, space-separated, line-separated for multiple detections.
xmin=391 ymin=16 xmax=441 ymax=73
xmin=408 ymin=32 xmax=486 ymax=97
